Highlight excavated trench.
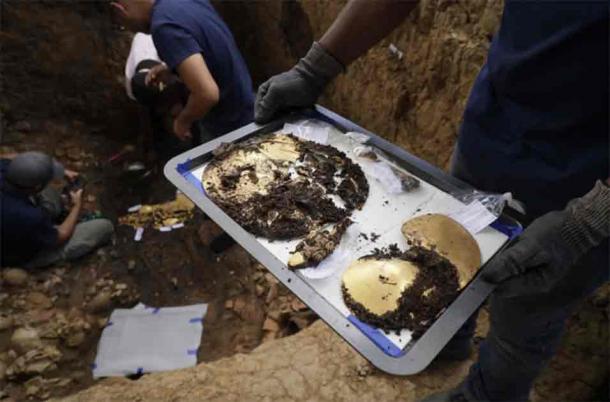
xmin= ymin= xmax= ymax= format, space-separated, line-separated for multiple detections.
xmin=0 ymin=1 xmax=608 ymax=401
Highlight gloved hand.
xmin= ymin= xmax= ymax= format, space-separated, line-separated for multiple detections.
xmin=483 ymin=180 xmax=610 ymax=297
xmin=255 ymin=42 xmax=344 ymax=124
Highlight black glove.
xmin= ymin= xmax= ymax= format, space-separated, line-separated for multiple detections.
xmin=255 ymin=42 xmax=344 ymax=124
xmin=483 ymin=180 xmax=610 ymax=298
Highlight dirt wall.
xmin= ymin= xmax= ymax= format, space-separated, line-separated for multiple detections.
xmin=217 ymin=0 xmax=502 ymax=168
xmin=2 ymin=0 xmax=501 ymax=168
xmin=0 ymin=1 xmax=136 ymax=136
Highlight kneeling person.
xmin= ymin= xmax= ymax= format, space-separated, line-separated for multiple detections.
xmin=0 ymin=152 xmax=114 ymax=269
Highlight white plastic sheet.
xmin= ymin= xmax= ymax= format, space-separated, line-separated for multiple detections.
xmin=449 ymin=200 xmax=498 ymax=235
xmin=367 ymin=161 xmax=404 ymax=194
xmin=279 ymin=120 xmax=331 ymax=145
xmin=92 ymin=303 xmax=208 ymax=378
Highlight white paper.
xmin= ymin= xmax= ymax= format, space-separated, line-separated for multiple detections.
xmin=93 ymin=303 xmax=208 ymax=378
xmin=281 ymin=122 xmax=329 ymax=145
xmin=171 ymin=223 xmax=185 ymax=229
xmin=128 ymin=204 xmax=142 ymax=213
xmin=299 ymin=224 xmax=361 ymax=280
xmin=134 ymin=227 xmax=144 ymax=242
xmin=367 ymin=162 xmax=403 ymax=194
xmin=449 ymin=200 xmax=497 ymax=235
xmin=159 ymin=226 xmax=172 ymax=232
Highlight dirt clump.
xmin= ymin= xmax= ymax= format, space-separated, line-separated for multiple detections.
xmin=288 ymin=218 xmax=352 ymax=269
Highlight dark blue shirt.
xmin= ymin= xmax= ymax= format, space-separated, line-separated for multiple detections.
xmin=0 ymin=160 xmax=58 ymax=267
xmin=151 ymin=0 xmax=254 ymax=136
xmin=458 ymin=1 xmax=608 ymax=217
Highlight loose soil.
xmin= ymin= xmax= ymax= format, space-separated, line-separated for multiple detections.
xmin=0 ymin=121 xmax=317 ymax=401
xmin=288 ymin=218 xmax=352 ymax=270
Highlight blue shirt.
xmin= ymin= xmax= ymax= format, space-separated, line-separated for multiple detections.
xmin=458 ymin=1 xmax=608 ymax=217
xmin=0 ymin=160 xmax=58 ymax=267
xmin=151 ymin=0 xmax=254 ymax=136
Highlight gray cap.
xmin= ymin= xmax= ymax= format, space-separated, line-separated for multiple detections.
xmin=6 ymin=151 xmax=64 ymax=189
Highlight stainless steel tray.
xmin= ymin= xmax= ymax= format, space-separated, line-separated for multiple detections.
xmin=164 ymin=105 xmax=522 ymax=375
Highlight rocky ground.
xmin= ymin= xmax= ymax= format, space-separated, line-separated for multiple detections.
xmin=56 ymin=300 xmax=609 ymax=402
xmin=0 ymin=119 xmax=316 ymax=401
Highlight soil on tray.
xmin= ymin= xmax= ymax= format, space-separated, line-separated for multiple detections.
xmin=204 ymin=133 xmax=369 ymax=240
xmin=342 ymin=245 xmax=460 ymax=337
xmin=288 ymin=218 xmax=352 ymax=270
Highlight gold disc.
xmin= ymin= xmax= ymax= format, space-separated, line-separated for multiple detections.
xmin=401 ymin=214 xmax=481 ymax=288
xmin=202 ymin=134 xmax=300 ymax=203
xmin=342 ymin=258 xmax=419 ymax=316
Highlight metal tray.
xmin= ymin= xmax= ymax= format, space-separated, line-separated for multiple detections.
xmin=164 ymin=105 xmax=522 ymax=375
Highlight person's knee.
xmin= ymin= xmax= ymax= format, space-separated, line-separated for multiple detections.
xmin=64 ymin=219 xmax=114 ymax=260
xmin=92 ymin=219 xmax=114 ymax=245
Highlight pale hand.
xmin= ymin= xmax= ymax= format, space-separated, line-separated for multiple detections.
xmin=145 ymin=63 xmax=171 ymax=88
xmin=65 ymin=169 xmax=79 ymax=182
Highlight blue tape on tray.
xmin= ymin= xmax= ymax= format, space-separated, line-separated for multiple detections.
xmin=177 ymin=159 xmax=205 ymax=193
xmin=347 ymin=315 xmax=404 ymax=357
xmin=490 ymin=219 xmax=523 ymax=240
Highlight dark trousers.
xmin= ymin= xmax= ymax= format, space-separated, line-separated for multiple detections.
xmin=446 ymin=148 xmax=609 ymax=401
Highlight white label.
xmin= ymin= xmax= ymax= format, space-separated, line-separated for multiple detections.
xmin=449 ymin=200 xmax=497 ymax=235
xmin=134 ymin=227 xmax=144 ymax=242
xmin=171 ymin=223 xmax=185 ymax=229
xmin=159 ymin=226 xmax=172 ymax=232
xmin=128 ymin=204 xmax=142 ymax=213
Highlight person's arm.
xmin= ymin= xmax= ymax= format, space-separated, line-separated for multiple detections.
xmin=0 ymin=152 xmax=18 ymax=160
xmin=56 ymin=189 xmax=83 ymax=245
xmin=173 ymin=53 xmax=219 ymax=140
xmin=320 ymin=0 xmax=419 ymax=66
xmin=255 ymin=0 xmax=419 ymax=123
xmin=64 ymin=169 xmax=79 ymax=182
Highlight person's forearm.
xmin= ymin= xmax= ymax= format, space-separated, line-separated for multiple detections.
xmin=56 ymin=204 xmax=81 ymax=245
xmin=320 ymin=0 xmax=419 ymax=66
xmin=562 ymin=179 xmax=610 ymax=256
xmin=177 ymin=91 xmax=218 ymax=126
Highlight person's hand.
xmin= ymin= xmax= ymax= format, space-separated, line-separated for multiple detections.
xmin=482 ymin=211 xmax=574 ymax=297
xmin=483 ymin=180 xmax=610 ymax=297
xmin=145 ymin=63 xmax=171 ymax=89
xmin=64 ymin=169 xmax=79 ymax=182
xmin=70 ymin=189 xmax=83 ymax=208
xmin=173 ymin=114 xmax=192 ymax=141
xmin=255 ymin=42 xmax=344 ymax=124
